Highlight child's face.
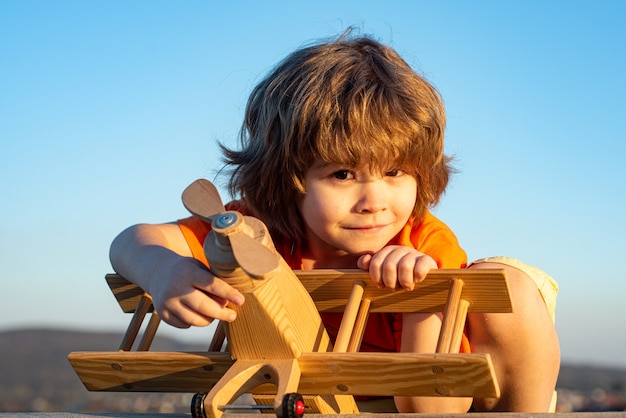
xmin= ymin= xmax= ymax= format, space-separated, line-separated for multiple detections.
xmin=299 ymin=158 xmax=417 ymax=260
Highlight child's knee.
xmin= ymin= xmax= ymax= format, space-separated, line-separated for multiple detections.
xmin=470 ymin=261 xmax=555 ymax=339
xmin=468 ymin=258 xmax=557 ymax=323
xmin=467 ymin=261 xmax=560 ymax=412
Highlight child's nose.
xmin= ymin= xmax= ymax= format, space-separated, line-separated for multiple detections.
xmin=354 ymin=180 xmax=387 ymax=213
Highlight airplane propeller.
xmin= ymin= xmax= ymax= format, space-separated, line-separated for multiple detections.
xmin=182 ymin=179 xmax=279 ymax=279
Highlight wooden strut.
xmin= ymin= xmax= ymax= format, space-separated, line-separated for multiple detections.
xmin=348 ymin=296 xmax=371 ymax=353
xmin=334 ymin=280 xmax=368 ymax=353
xmin=436 ymin=278 xmax=469 ymax=354
xmin=336 ymin=277 xmax=471 ymax=355
xmin=117 ymin=292 xmax=161 ymax=352
xmin=208 ymin=321 xmax=227 ymax=352
xmin=137 ymin=310 xmax=161 ymax=351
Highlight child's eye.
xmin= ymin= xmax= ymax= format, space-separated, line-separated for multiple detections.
xmin=331 ymin=170 xmax=353 ymax=180
xmin=385 ymin=169 xmax=403 ymax=177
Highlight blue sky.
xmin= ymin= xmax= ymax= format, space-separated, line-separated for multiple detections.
xmin=1 ymin=1 xmax=625 ymax=367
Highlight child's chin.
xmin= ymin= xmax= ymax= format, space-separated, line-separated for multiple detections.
xmin=343 ymin=245 xmax=386 ymax=257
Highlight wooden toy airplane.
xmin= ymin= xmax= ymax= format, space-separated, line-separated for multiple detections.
xmin=68 ymin=179 xmax=513 ymax=418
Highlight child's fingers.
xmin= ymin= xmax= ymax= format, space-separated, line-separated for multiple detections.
xmin=367 ymin=247 xmax=403 ymax=289
xmin=196 ymin=276 xmax=245 ymax=307
xmin=184 ymin=292 xmax=238 ymax=324
xmin=397 ymin=256 xmax=437 ymax=291
xmin=359 ymin=253 xmax=390 ymax=289
xmin=154 ymin=266 xmax=245 ymax=327
xmin=158 ymin=309 xmax=192 ymax=329
xmin=188 ymin=266 xmax=245 ymax=307
xmin=397 ymin=253 xmax=418 ymax=291
xmin=366 ymin=247 xmax=438 ymax=292
xmin=158 ymin=290 xmax=239 ymax=328
xmin=413 ymin=256 xmax=437 ymax=283
xmin=189 ymin=276 xmax=245 ymax=323
xmin=357 ymin=253 xmax=372 ymax=270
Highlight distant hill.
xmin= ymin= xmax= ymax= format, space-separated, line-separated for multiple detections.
xmin=0 ymin=328 xmax=625 ymax=413
xmin=0 ymin=328 xmax=206 ymax=413
xmin=557 ymin=362 xmax=626 ymax=392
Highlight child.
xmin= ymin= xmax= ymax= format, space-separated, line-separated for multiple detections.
xmin=110 ymin=32 xmax=560 ymax=413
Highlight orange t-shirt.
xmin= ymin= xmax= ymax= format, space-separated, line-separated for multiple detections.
xmin=178 ymin=204 xmax=469 ymax=353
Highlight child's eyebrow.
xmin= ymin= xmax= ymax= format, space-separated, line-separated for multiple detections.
xmin=310 ymin=160 xmax=344 ymax=170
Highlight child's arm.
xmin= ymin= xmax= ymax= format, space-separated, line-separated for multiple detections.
xmin=396 ymin=312 xmax=473 ymax=412
xmin=109 ymin=222 xmax=245 ymax=328
xmin=359 ymin=245 xmax=473 ymax=412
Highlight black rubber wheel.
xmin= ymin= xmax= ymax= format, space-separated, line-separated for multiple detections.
xmin=191 ymin=392 xmax=208 ymax=418
xmin=280 ymin=392 xmax=305 ymax=418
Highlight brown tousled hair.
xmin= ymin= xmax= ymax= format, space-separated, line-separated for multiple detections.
xmin=221 ymin=32 xmax=453 ymax=242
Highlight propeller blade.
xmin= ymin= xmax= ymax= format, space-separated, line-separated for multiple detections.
xmin=182 ymin=179 xmax=226 ymax=222
xmin=229 ymin=232 xmax=280 ymax=279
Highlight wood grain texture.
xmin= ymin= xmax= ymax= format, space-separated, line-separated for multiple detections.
xmin=296 ymin=269 xmax=511 ymax=313
xmin=68 ymin=351 xmax=499 ymax=398
xmin=226 ymin=258 xmax=332 ymax=360
xmin=107 ymin=268 xmax=512 ymax=315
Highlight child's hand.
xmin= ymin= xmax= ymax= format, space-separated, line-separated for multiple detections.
xmin=357 ymin=245 xmax=437 ymax=291
xmin=109 ymin=222 xmax=247 ymax=330
xmin=149 ymin=256 xmax=245 ymax=328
